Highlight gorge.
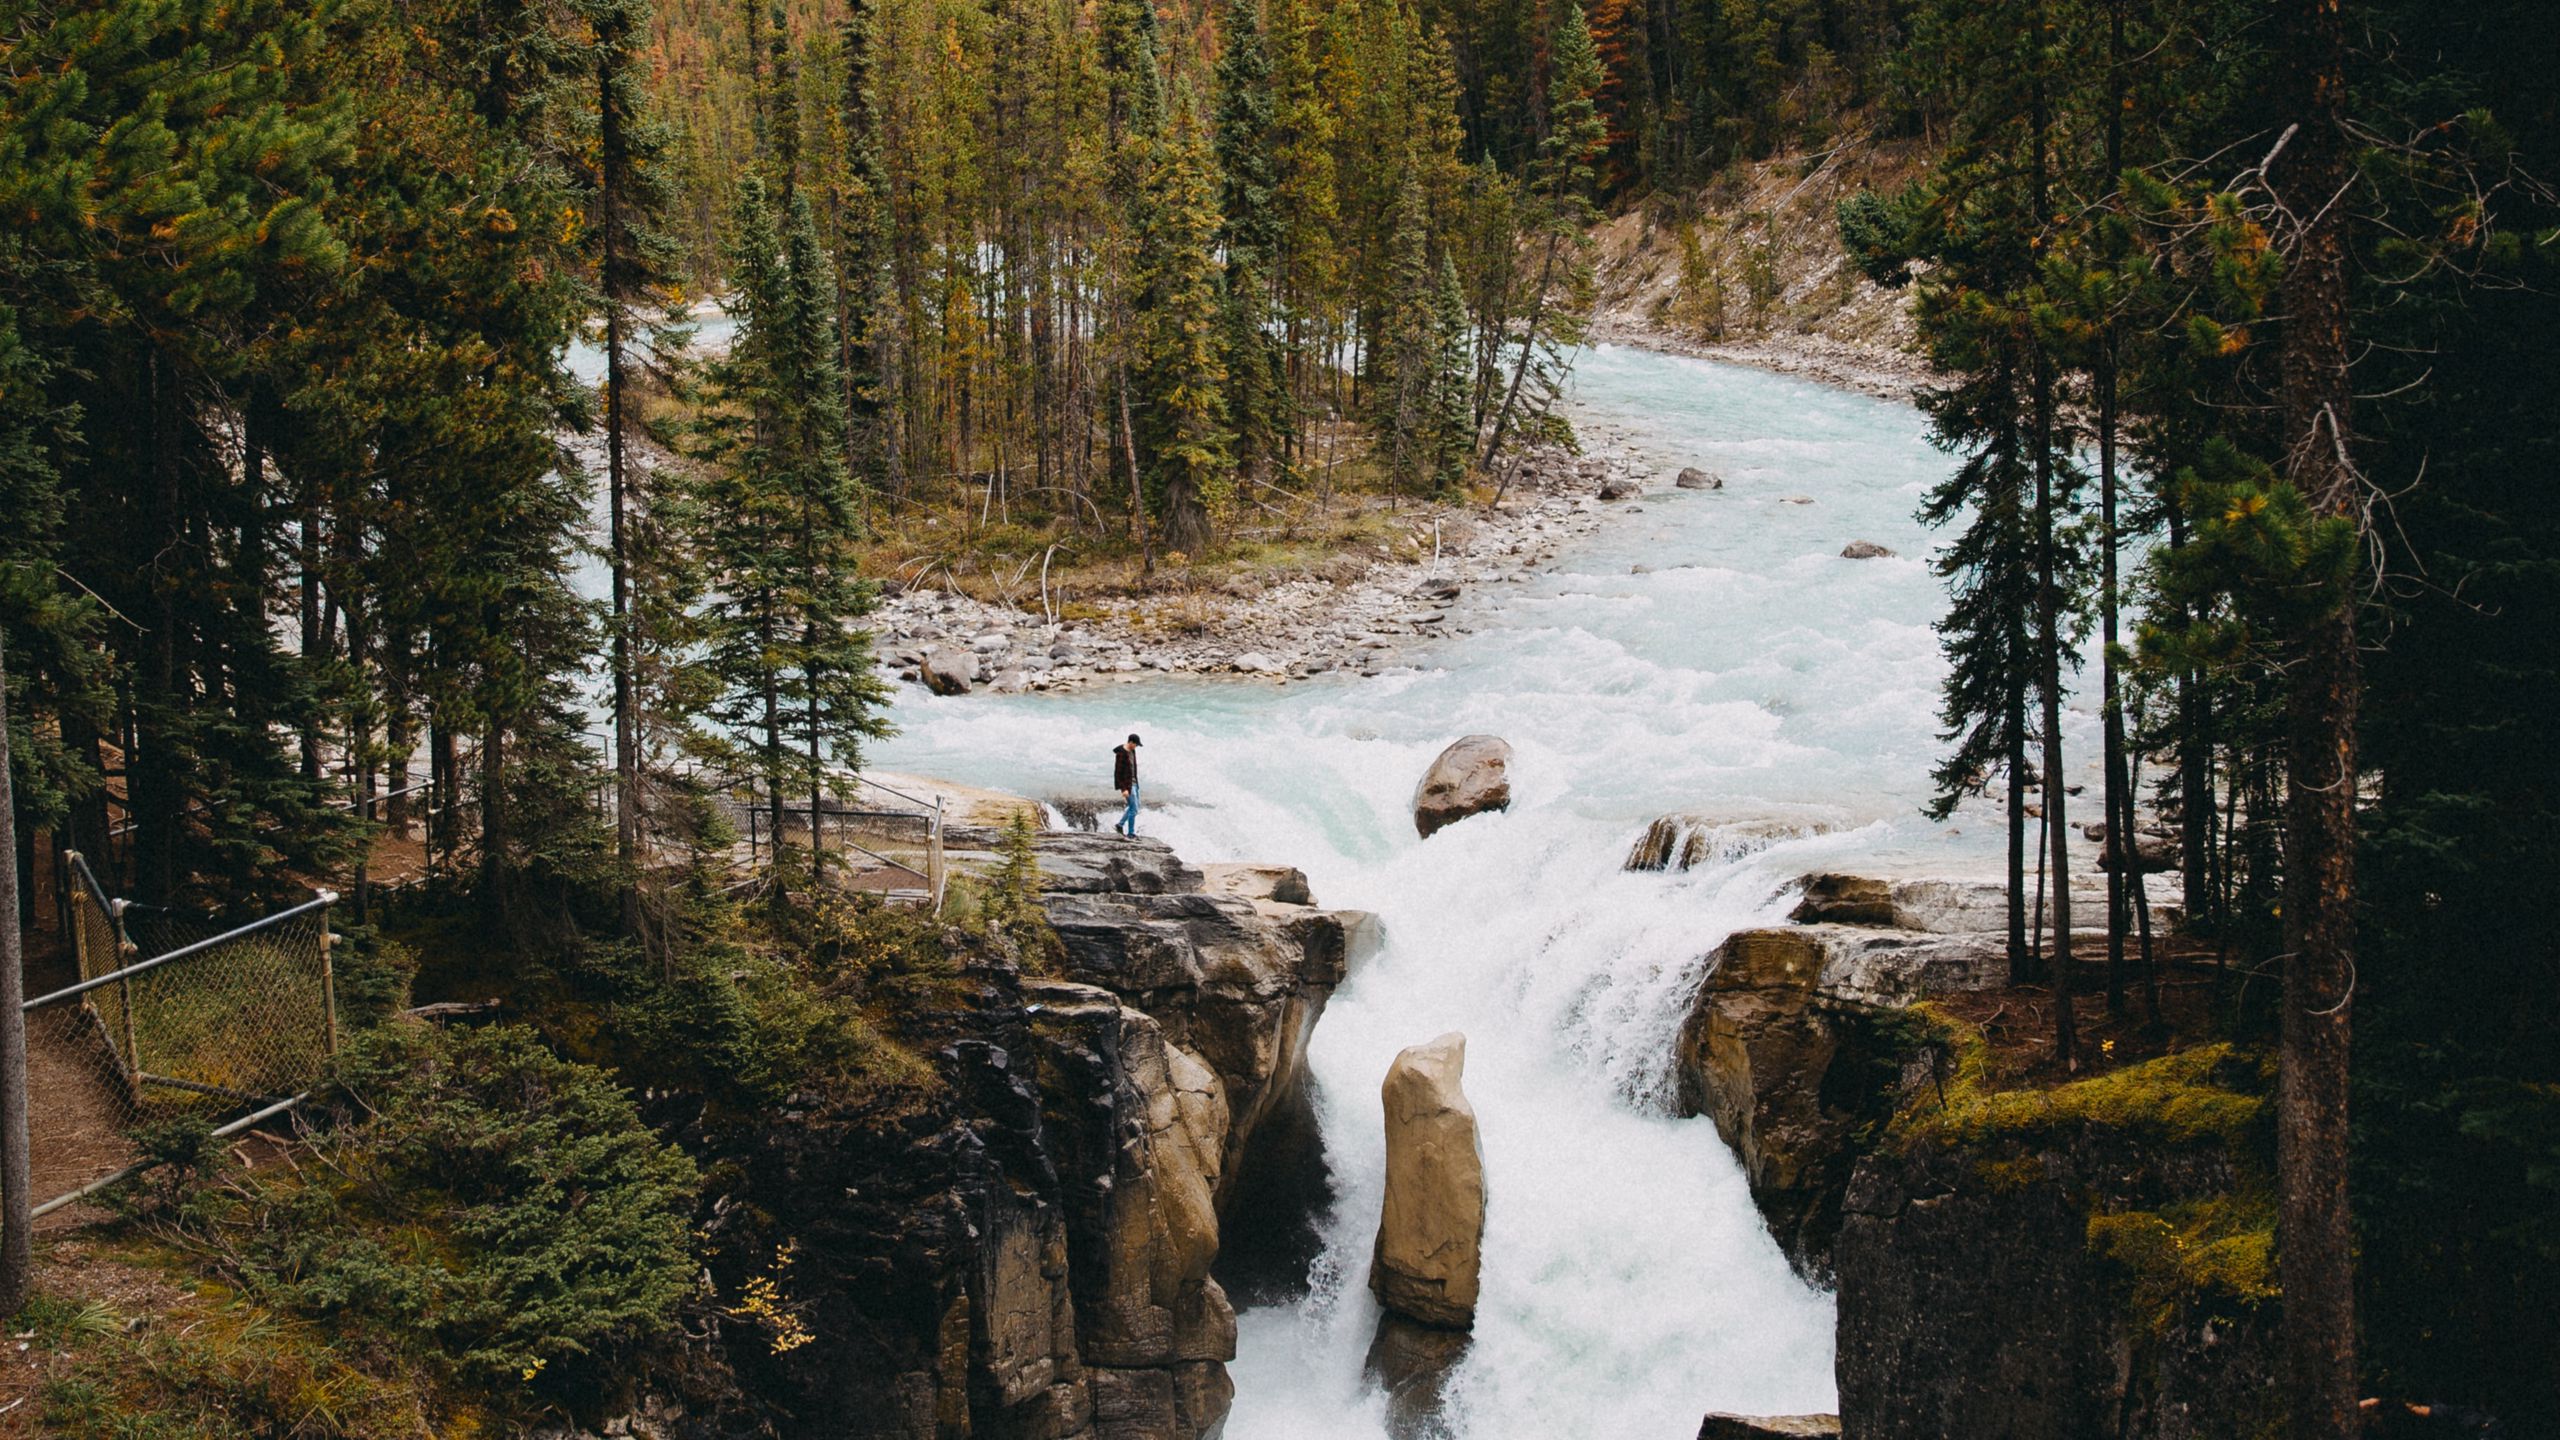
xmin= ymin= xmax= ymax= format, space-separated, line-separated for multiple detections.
xmin=859 ymin=342 xmax=2086 ymax=1436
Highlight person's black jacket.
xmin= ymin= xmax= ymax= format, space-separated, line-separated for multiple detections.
xmin=1114 ymin=745 xmax=1137 ymax=792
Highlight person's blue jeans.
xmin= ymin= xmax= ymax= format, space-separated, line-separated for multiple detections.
xmin=1118 ymin=784 xmax=1140 ymax=836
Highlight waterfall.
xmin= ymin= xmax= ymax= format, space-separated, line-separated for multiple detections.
xmin=868 ymin=344 xmax=2107 ymax=1436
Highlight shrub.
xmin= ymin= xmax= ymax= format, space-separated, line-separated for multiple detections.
xmin=198 ymin=1023 xmax=701 ymax=1397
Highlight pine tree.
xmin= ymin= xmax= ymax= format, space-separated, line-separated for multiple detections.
xmin=1133 ymin=87 xmax=1234 ymax=558
xmin=1481 ymin=1 xmax=1607 ymax=466
xmin=2267 ymin=0 xmax=2359 ymax=1424
xmin=832 ymin=0 xmax=895 ymax=500
xmin=1371 ymin=168 xmax=1438 ymax=500
xmin=1214 ymin=0 xmax=1289 ymax=484
xmin=589 ymin=0 xmax=688 ymax=937
xmin=4 ymin=0 xmax=355 ymax=907
xmin=1425 ymin=252 xmax=1475 ymax=493
xmin=687 ymin=179 xmax=890 ymax=895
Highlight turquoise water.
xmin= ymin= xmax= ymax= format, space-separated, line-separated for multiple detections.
xmin=857 ymin=344 xmax=2112 ymax=1437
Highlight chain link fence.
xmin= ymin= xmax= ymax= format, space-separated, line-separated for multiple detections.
xmin=17 ymin=854 xmax=338 ymax=1216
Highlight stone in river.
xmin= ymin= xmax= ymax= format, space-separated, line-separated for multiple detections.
xmin=1840 ymin=540 xmax=1897 ymax=559
xmin=920 ymin=647 xmax=976 ymax=696
xmin=1413 ymin=735 xmax=1511 ymax=838
xmin=1676 ymin=466 xmax=1725 ymax=490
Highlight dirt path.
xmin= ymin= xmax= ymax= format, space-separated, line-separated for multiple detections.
xmin=22 ymin=1012 xmax=134 ymax=1226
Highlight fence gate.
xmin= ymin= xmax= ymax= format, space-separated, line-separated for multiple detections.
xmin=16 ymin=854 xmax=339 ymax=1216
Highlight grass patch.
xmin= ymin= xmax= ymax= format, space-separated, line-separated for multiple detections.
xmin=20 ymin=1245 xmax=442 ymax=1440
xmin=1899 ymin=1006 xmax=2270 ymax=1154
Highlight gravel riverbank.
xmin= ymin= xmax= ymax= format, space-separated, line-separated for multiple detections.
xmin=866 ymin=435 xmax=1671 ymax=694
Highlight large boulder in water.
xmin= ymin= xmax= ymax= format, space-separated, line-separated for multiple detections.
xmin=920 ymin=646 xmax=977 ymax=695
xmin=1676 ymin=466 xmax=1725 ymax=491
xmin=1413 ymin=735 xmax=1513 ymax=838
xmin=1370 ymin=1032 xmax=1486 ymax=1329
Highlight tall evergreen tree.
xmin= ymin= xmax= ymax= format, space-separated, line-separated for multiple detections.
xmin=687 ymin=180 xmax=890 ymax=893
xmin=1480 ymin=1 xmax=1607 ymax=466
xmin=1214 ymin=0 xmax=1289 ymax=484
xmin=588 ymin=0 xmax=687 ymax=937
xmin=1133 ymin=87 xmax=1234 ymax=558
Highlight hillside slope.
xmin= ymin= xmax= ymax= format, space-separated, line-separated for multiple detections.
xmin=1590 ymin=126 xmax=1930 ymax=400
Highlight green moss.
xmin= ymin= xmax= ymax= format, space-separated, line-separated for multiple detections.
xmin=1894 ymin=1013 xmax=2281 ymax=1338
xmin=2088 ymin=1192 xmax=2279 ymax=1334
xmin=1903 ymin=1015 xmax=2269 ymax=1155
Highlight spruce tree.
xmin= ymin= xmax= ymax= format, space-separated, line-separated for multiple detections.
xmin=1426 ymin=254 xmax=1474 ymax=493
xmin=834 ymin=0 xmax=896 ymax=500
xmin=1371 ymin=169 xmax=1438 ymax=500
xmin=1481 ymin=1 xmax=1607 ymax=466
xmin=1214 ymin=0 xmax=1289 ymax=484
xmin=1133 ymin=87 xmax=1234 ymax=558
xmin=588 ymin=0 xmax=687 ymax=936
xmin=687 ymin=180 xmax=890 ymax=894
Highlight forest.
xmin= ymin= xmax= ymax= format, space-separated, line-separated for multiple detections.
xmin=0 ymin=0 xmax=2553 ymax=1436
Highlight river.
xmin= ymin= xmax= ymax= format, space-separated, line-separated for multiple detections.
xmin=852 ymin=342 xmax=2124 ymax=1437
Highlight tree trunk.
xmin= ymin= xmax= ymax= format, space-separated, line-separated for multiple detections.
xmin=135 ymin=354 xmax=186 ymax=903
xmin=477 ymin=715 xmax=506 ymax=924
xmin=300 ymin=473 xmax=324 ymax=784
xmin=761 ymin=668 xmax=784 ymax=898
xmin=2271 ymin=0 xmax=2359 ymax=1429
xmin=602 ymin=46 xmax=643 ymax=936
xmin=2098 ymin=0 xmax=2129 ymax=1021
xmin=0 ymin=631 xmax=33 ymax=1316
xmin=2028 ymin=27 xmax=2074 ymax=1069
xmin=2008 ymin=671 xmax=2029 ymax=984
xmin=1480 ymin=229 xmax=1562 ymax=468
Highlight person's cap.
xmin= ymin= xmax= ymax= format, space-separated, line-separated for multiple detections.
xmin=1128 ymin=734 xmax=1142 ymax=745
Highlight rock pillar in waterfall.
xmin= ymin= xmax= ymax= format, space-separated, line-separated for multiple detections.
xmin=1365 ymin=1031 xmax=1487 ymax=1436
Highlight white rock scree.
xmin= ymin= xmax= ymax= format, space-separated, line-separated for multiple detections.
xmin=866 ymin=344 xmax=2120 ymax=1438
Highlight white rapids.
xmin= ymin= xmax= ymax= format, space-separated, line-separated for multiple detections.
xmin=857 ymin=343 xmax=2119 ymax=1439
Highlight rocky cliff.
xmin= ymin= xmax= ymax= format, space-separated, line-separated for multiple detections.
xmin=706 ymin=829 xmax=1374 ymax=1440
xmin=1671 ymin=927 xmax=1935 ymax=1282
xmin=1834 ymin=1048 xmax=2282 ymax=1439
xmin=1670 ymin=865 xmax=2189 ymax=1279
xmin=1667 ymin=860 xmax=2280 ymax=1439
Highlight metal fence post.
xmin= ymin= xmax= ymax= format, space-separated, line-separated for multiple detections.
xmin=931 ymin=796 xmax=947 ymax=913
xmin=318 ymin=894 xmax=341 ymax=1057
xmin=109 ymin=897 xmax=141 ymax=1084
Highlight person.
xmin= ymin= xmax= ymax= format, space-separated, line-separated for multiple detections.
xmin=1113 ymin=733 xmax=1142 ymax=838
